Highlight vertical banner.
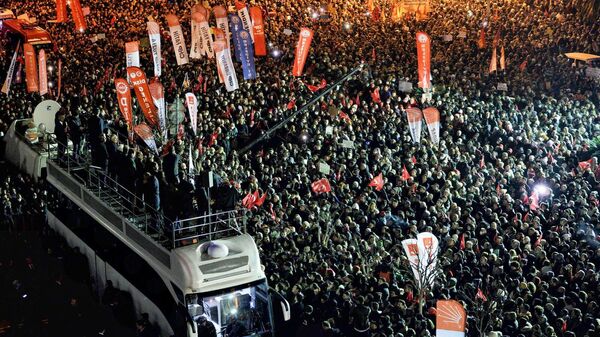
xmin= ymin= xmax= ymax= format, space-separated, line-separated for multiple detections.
xmin=134 ymin=123 xmax=159 ymax=154
xmin=478 ymin=29 xmax=485 ymax=49
xmin=38 ymin=49 xmax=48 ymax=96
xmin=56 ymin=0 xmax=67 ymax=23
xmin=416 ymin=32 xmax=431 ymax=89
xmin=229 ymin=14 xmax=244 ymax=63
xmin=292 ymin=28 xmax=314 ymax=77
xmin=148 ymin=80 xmax=167 ymax=135
xmin=213 ymin=6 xmax=231 ymax=49
xmin=489 ymin=47 xmax=497 ymax=74
xmin=249 ymin=7 xmax=267 ymax=56
xmin=185 ymin=93 xmax=198 ymax=135
xmin=422 ymin=107 xmax=440 ymax=145
xmin=114 ymin=78 xmax=133 ymax=131
xmin=235 ymin=1 xmax=254 ymax=41
xmin=190 ymin=6 xmax=204 ymax=59
xmin=405 ymin=107 xmax=423 ymax=144
xmin=127 ymin=66 xmax=160 ymax=128
xmin=500 ymin=46 xmax=505 ymax=70
xmin=57 ymin=59 xmax=62 ymax=98
xmin=147 ymin=21 xmax=162 ymax=77
xmin=436 ymin=300 xmax=466 ymax=337
xmin=24 ymin=43 xmax=39 ymax=93
xmin=125 ymin=41 xmax=140 ymax=83
xmin=166 ymin=14 xmax=190 ymax=66
xmin=417 ymin=232 xmax=439 ymax=287
xmin=1 ymin=41 xmax=21 ymax=96
xmin=213 ymin=28 xmax=226 ymax=83
xmin=198 ymin=12 xmax=214 ymax=58
xmin=402 ymin=239 xmax=422 ymax=288
xmin=214 ymin=41 xmax=239 ymax=92
xmin=238 ymin=30 xmax=256 ymax=80
xmin=70 ymin=0 xmax=87 ymax=32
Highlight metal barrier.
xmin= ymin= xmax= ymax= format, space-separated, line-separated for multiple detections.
xmin=172 ymin=209 xmax=246 ymax=248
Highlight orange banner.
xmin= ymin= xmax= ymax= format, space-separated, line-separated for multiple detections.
xmin=56 ymin=0 xmax=67 ymax=23
xmin=292 ymin=28 xmax=314 ymax=77
xmin=38 ymin=49 xmax=48 ymax=96
xmin=24 ymin=43 xmax=39 ymax=93
xmin=115 ymin=78 xmax=133 ymax=130
xmin=416 ymin=32 xmax=431 ymax=89
xmin=127 ymin=67 xmax=159 ymax=128
xmin=249 ymin=7 xmax=267 ymax=56
xmin=71 ymin=0 xmax=87 ymax=32
xmin=436 ymin=300 xmax=466 ymax=337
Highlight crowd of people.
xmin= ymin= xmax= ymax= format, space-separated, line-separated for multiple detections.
xmin=1 ymin=0 xmax=600 ymax=336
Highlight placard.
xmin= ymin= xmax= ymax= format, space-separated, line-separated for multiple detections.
xmin=497 ymin=83 xmax=508 ymax=91
xmin=319 ymin=162 xmax=330 ymax=175
xmin=283 ymin=29 xmax=293 ymax=36
xmin=443 ymin=35 xmax=453 ymax=41
xmin=341 ymin=140 xmax=355 ymax=149
xmin=399 ymin=81 xmax=413 ymax=92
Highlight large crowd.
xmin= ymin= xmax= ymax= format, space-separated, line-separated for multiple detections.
xmin=1 ymin=0 xmax=600 ymax=336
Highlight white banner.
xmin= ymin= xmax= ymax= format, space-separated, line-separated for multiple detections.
xmin=416 ymin=232 xmax=439 ymax=287
xmin=189 ymin=15 xmax=204 ymax=59
xmin=216 ymin=16 xmax=230 ymax=49
xmin=237 ymin=4 xmax=254 ymax=41
xmin=199 ymin=21 xmax=214 ymax=59
xmin=215 ymin=41 xmax=238 ymax=92
xmin=166 ymin=14 xmax=189 ymax=66
xmin=402 ymin=239 xmax=422 ymax=288
xmin=1 ymin=41 xmax=21 ymax=96
xmin=406 ymin=107 xmax=423 ymax=144
xmin=125 ymin=41 xmax=140 ymax=81
xmin=185 ymin=92 xmax=198 ymax=135
xmin=147 ymin=21 xmax=162 ymax=77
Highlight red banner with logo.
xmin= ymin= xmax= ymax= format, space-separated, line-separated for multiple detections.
xmin=71 ymin=0 xmax=87 ymax=32
xmin=38 ymin=49 xmax=48 ymax=96
xmin=416 ymin=32 xmax=431 ymax=89
xmin=134 ymin=123 xmax=158 ymax=154
xmin=56 ymin=0 xmax=67 ymax=23
xmin=292 ymin=28 xmax=313 ymax=77
xmin=126 ymin=67 xmax=159 ymax=128
xmin=24 ymin=43 xmax=39 ymax=93
xmin=249 ymin=7 xmax=267 ymax=56
xmin=115 ymin=78 xmax=133 ymax=130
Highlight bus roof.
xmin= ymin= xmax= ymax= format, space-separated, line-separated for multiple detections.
xmin=3 ymin=19 xmax=52 ymax=45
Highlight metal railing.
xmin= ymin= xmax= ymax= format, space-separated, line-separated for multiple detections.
xmin=172 ymin=209 xmax=246 ymax=247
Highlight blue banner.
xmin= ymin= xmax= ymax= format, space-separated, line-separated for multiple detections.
xmin=229 ymin=14 xmax=244 ymax=63
xmin=238 ymin=30 xmax=256 ymax=80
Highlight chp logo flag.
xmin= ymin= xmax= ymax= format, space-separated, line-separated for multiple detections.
xmin=235 ymin=1 xmax=254 ymax=42
xmin=125 ymin=41 xmax=140 ymax=82
xmin=1 ymin=41 xmax=21 ymax=96
xmin=229 ymin=14 xmax=244 ymax=63
xmin=24 ymin=43 xmax=39 ymax=93
xmin=70 ymin=0 xmax=87 ymax=32
xmin=214 ymin=41 xmax=239 ymax=92
xmin=436 ymin=300 xmax=466 ymax=337
xmin=238 ymin=30 xmax=257 ymax=80
xmin=416 ymin=32 xmax=432 ymax=89
xmin=148 ymin=80 xmax=167 ymax=136
xmin=147 ymin=21 xmax=162 ymax=77
xmin=38 ymin=49 xmax=48 ymax=96
xmin=249 ymin=7 xmax=267 ymax=56
xmin=185 ymin=93 xmax=199 ymax=135
xmin=292 ymin=28 xmax=314 ymax=77
xmin=405 ymin=107 xmax=423 ymax=144
xmin=213 ymin=6 xmax=231 ymax=49
xmin=166 ymin=14 xmax=190 ymax=66
xmin=190 ymin=5 xmax=205 ymax=59
xmin=55 ymin=0 xmax=67 ymax=23
xmin=134 ymin=123 xmax=159 ymax=155
xmin=127 ymin=66 xmax=160 ymax=128
xmin=422 ymin=107 xmax=440 ymax=145
xmin=402 ymin=239 xmax=422 ymax=288
xmin=114 ymin=78 xmax=133 ymax=131
xmin=417 ymin=232 xmax=439 ymax=287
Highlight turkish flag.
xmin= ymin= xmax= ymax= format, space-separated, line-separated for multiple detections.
xmin=242 ymin=192 xmax=257 ymax=209
xmin=476 ymin=288 xmax=487 ymax=302
xmin=368 ymin=173 xmax=384 ymax=191
xmin=401 ymin=165 xmax=411 ymax=181
xmin=579 ymin=159 xmax=593 ymax=171
xmin=287 ymin=99 xmax=296 ymax=110
xmin=311 ymin=178 xmax=331 ymax=194
xmin=254 ymin=191 xmax=267 ymax=206
xmin=459 ymin=233 xmax=465 ymax=250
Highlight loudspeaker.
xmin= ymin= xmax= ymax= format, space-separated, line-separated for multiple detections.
xmin=199 ymin=170 xmax=214 ymax=188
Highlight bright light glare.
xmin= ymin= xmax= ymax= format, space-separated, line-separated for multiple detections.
xmin=311 ymin=12 xmax=319 ymax=19
xmin=343 ymin=22 xmax=351 ymax=30
xmin=230 ymin=308 xmax=238 ymax=315
xmin=48 ymin=82 xmax=54 ymax=88
xmin=272 ymin=50 xmax=281 ymax=57
xmin=48 ymin=65 xmax=54 ymax=72
xmin=301 ymin=134 xmax=308 ymax=142
xmin=534 ymin=184 xmax=552 ymax=197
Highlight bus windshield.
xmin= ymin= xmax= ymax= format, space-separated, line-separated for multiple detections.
xmin=186 ymin=279 xmax=272 ymax=337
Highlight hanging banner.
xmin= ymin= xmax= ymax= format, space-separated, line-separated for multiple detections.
xmin=134 ymin=123 xmax=159 ymax=154
xmin=190 ymin=7 xmax=204 ymax=59
xmin=238 ymin=30 xmax=256 ymax=80
xmin=38 ymin=49 xmax=48 ymax=96
xmin=249 ymin=7 xmax=267 ymax=56
xmin=214 ymin=6 xmax=231 ymax=49
xmin=1 ymin=41 xmax=21 ymax=96
xmin=114 ymin=78 xmax=133 ymax=131
xmin=416 ymin=32 xmax=431 ymax=89
xmin=147 ymin=21 xmax=162 ymax=77
xmin=166 ymin=14 xmax=189 ymax=66
xmin=406 ymin=107 xmax=423 ymax=144
xmin=214 ymin=41 xmax=239 ymax=92
xmin=436 ymin=300 xmax=466 ymax=337
xmin=402 ymin=239 xmax=422 ymax=288
xmin=500 ymin=46 xmax=505 ymax=71
xmin=198 ymin=12 xmax=214 ymax=59
xmin=127 ymin=66 xmax=159 ymax=128
xmin=489 ymin=47 xmax=497 ymax=74
xmin=213 ymin=28 xmax=226 ymax=83
xmin=71 ymin=0 xmax=87 ymax=32
xmin=24 ymin=43 xmax=39 ymax=93
xmin=56 ymin=0 xmax=67 ymax=23
xmin=292 ymin=28 xmax=314 ymax=77
xmin=422 ymin=107 xmax=440 ymax=145
xmin=57 ymin=59 xmax=62 ymax=98
xmin=148 ymin=80 xmax=167 ymax=134
xmin=417 ymin=232 xmax=439 ymax=287
xmin=235 ymin=1 xmax=254 ymax=42
xmin=185 ymin=93 xmax=198 ymax=135
xmin=229 ymin=14 xmax=244 ymax=63
xmin=125 ymin=41 xmax=140 ymax=83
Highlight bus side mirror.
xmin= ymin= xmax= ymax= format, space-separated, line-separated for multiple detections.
xmin=269 ymin=288 xmax=291 ymax=322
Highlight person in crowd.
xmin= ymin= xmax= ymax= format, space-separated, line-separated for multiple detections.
xmin=54 ymin=111 xmax=69 ymax=163
xmin=68 ymin=110 xmax=84 ymax=161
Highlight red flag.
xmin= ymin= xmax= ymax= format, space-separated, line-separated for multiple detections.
xmin=561 ymin=321 xmax=567 ymax=332
xmin=535 ymin=233 xmax=543 ymax=247
xmin=371 ymin=88 xmax=382 ymax=103
xmin=23 ymin=43 xmax=39 ymax=93
xmin=208 ymin=131 xmax=219 ymax=146
xmin=242 ymin=192 xmax=257 ymax=209
xmin=254 ymin=191 xmax=267 ymax=207
xmin=249 ymin=7 xmax=267 ymax=56
xmin=529 ymin=192 xmax=539 ymax=211
xmin=411 ymin=156 xmax=417 ymax=164
xmin=127 ymin=67 xmax=159 ymax=128
xmin=519 ymin=60 xmax=527 ymax=72
xmin=55 ymin=0 xmax=67 ymax=22
xmin=579 ymin=159 xmax=593 ymax=171
xmin=287 ymin=99 xmax=296 ymax=110
xmin=496 ymin=184 xmax=502 ymax=196
xmin=480 ymin=156 xmax=485 ymax=169
xmin=401 ymin=165 xmax=411 ymax=181
xmin=368 ymin=173 xmax=384 ymax=191
xmin=270 ymin=204 xmax=277 ymax=220
xmin=311 ymin=178 xmax=332 ymax=194
xmin=306 ymin=79 xmax=326 ymax=92
xmin=459 ymin=233 xmax=465 ymax=250
xmin=292 ymin=28 xmax=314 ymax=76
xmin=416 ymin=32 xmax=431 ymax=89
xmin=477 ymin=29 xmax=485 ymax=49
xmin=476 ymin=288 xmax=487 ymax=302
xmin=70 ymin=0 xmax=87 ymax=32
xmin=339 ymin=111 xmax=351 ymax=124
